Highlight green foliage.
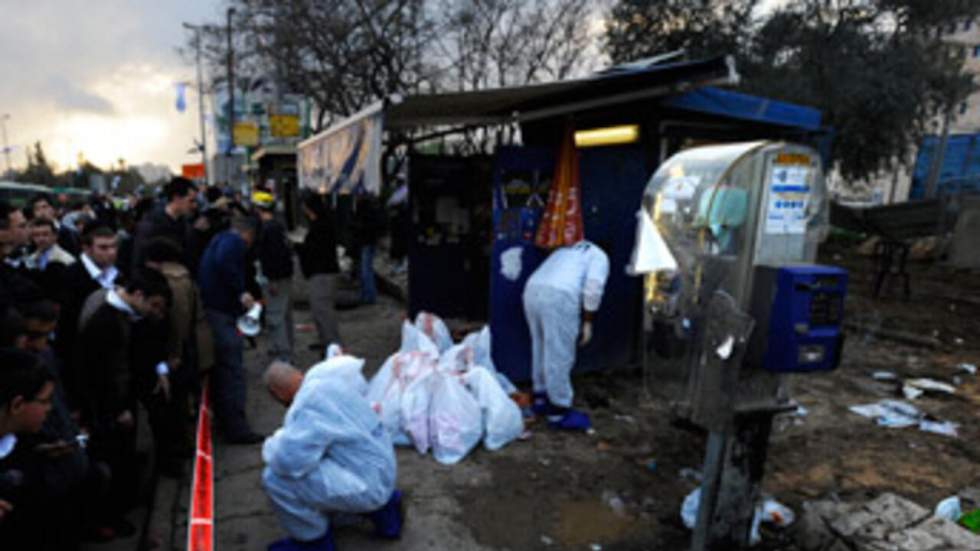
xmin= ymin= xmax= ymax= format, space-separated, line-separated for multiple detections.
xmin=16 ymin=142 xmax=57 ymax=186
xmin=605 ymin=0 xmax=980 ymax=181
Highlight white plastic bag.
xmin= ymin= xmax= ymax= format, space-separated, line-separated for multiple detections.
xmin=367 ymin=351 xmax=436 ymax=446
xmin=400 ymin=320 xmax=440 ymax=356
xmin=400 ymin=367 xmax=436 ymax=454
xmin=415 ymin=312 xmax=453 ymax=353
xmin=428 ymin=372 xmax=483 ymax=465
xmin=463 ymin=367 xmax=523 ymax=451
xmin=461 ymin=326 xmax=518 ymax=394
xmin=438 ymin=343 xmax=474 ymax=374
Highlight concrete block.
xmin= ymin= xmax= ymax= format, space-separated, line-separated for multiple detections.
xmin=830 ymin=493 xmax=929 ymax=542
xmin=911 ymin=517 xmax=980 ymax=548
xmin=797 ymin=501 xmax=851 ymax=551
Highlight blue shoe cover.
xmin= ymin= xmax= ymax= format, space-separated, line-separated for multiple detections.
xmin=531 ymin=392 xmax=551 ymax=416
xmin=548 ymin=409 xmax=591 ymax=431
xmin=267 ymin=530 xmax=335 ymax=551
xmin=368 ymin=490 xmax=403 ymax=539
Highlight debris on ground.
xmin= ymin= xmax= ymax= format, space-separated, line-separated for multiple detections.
xmin=847 ymin=399 xmax=959 ymax=437
xmin=795 ymin=493 xmax=980 ymax=551
xmin=957 ymin=362 xmax=977 ymax=375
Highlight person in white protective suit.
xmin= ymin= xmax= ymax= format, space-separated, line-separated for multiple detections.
xmin=261 ymin=358 xmax=404 ymax=551
xmin=522 ymin=240 xmax=610 ymax=431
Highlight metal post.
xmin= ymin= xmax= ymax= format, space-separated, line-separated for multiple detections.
xmin=0 ymin=114 xmax=11 ymax=177
xmin=226 ymin=7 xmax=235 ymax=158
xmin=183 ymin=24 xmax=210 ymax=185
xmin=924 ymin=107 xmax=952 ymax=199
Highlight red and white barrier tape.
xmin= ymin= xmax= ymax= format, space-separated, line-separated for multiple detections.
xmin=187 ymin=380 xmax=214 ymax=551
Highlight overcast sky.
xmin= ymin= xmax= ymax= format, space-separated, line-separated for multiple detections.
xmin=0 ymin=0 xmax=223 ymax=173
xmin=0 ymin=0 xmax=795 ymax=175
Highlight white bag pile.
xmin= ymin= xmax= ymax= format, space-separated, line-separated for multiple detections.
xmin=366 ymin=312 xmax=523 ymax=465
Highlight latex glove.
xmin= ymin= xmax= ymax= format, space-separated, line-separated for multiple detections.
xmin=579 ymin=321 xmax=593 ymax=347
xmin=153 ymin=374 xmax=172 ymax=402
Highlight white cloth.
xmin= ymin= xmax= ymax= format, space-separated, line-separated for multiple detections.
xmin=0 ymin=434 xmax=16 ymax=460
xmin=526 ymin=241 xmax=610 ymax=312
xmin=81 ymin=253 xmax=118 ymax=289
xmin=262 ymin=358 xmax=396 ymax=541
xmin=106 ymin=289 xmax=140 ymax=321
xmin=31 ymin=244 xmax=76 ymax=270
xmin=523 ymin=284 xmax=580 ymax=407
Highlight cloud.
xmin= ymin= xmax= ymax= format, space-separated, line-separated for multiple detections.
xmin=48 ymin=77 xmax=116 ymax=115
xmin=0 ymin=0 xmax=222 ymax=171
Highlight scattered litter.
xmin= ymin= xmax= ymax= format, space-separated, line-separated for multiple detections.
xmin=645 ymin=459 xmax=657 ymax=472
xmin=614 ymin=414 xmax=637 ymax=424
xmin=586 ymin=428 xmax=597 ymax=436
xmin=716 ymin=335 xmax=735 ymax=360
xmin=935 ymin=496 xmax=963 ymax=522
xmin=679 ymin=468 xmax=703 ymax=483
xmin=682 ymin=488 xmax=793 ymax=545
xmin=792 ymin=405 xmax=809 ymax=417
xmin=954 ymin=337 xmax=964 ymax=345
xmin=760 ymin=499 xmax=796 ymax=527
xmin=602 ymin=490 xmax=627 ymax=517
xmin=905 ymin=378 xmax=956 ymax=395
xmin=954 ymin=376 xmax=964 ymax=386
xmin=539 ymin=457 xmax=551 ymax=467
xmin=902 ymin=385 xmax=925 ymax=400
xmin=872 ymin=371 xmax=898 ymax=381
xmin=849 ymin=400 xmax=921 ymax=428
xmin=518 ymin=430 xmax=533 ymax=441
xmin=294 ymin=323 xmax=315 ymax=333
xmin=539 ymin=535 xmax=554 ymax=546
xmin=918 ymin=420 xmax=959 ymax=438
xmin=590 ymin=544 xmax=603 ymax=551
xmin=958 ymin=363 xmax=977 ymax=375
xmin=961 ymin=508 xmax=980 ymax=533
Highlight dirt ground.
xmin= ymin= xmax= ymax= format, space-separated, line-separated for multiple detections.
xmin=149 ymin=246 xmax=978 ymax=551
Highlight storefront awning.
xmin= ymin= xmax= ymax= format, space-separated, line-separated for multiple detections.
xmin=385 ymin=55 xmax=737 ymax=128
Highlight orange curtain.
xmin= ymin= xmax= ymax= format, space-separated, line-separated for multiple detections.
xmin=534 ymin=123 xmax=584 ymax=249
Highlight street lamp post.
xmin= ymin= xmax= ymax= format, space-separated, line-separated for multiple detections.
xmin=182 ymin=23 xmax=210 ymax=185
xmin=0 ymin=114 xmax=11 ymax=178
xmin=226 ymin=7 xmax=236 ymax=159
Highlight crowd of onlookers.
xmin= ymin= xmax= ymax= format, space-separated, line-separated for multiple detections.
xmin=0 ymin=177 xmax=378 ymax=550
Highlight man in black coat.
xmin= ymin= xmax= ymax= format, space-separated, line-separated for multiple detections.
xmin=55 ymin=224 xmax=119 ymax=403
xmin=131 ymin=177 xmax=197 ymax=272
xmin=74 ymin=270 xmax=170 ymax=534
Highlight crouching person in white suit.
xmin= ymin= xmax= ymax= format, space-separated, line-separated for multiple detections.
xmin=262 ymin=357 xmax=403 ymax=551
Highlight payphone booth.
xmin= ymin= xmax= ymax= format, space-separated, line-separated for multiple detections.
xmin=638 ymin=141 xmax=846 ymax=550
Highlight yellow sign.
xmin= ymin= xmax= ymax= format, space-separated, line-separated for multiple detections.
xmin=233 ymin=121 xmax=259 ymax=146
xmin=775 ymin=153 xmax=811 ymax=166
xmin=269 ymin=114 xmax=300 ymax=137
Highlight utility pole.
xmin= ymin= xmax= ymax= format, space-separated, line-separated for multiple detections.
xmin=0 ymin=114 xmax=11 ymax=178
xmin=226 ymin=7 xmax=236 ymax=158
xmin=924 ymin=106 xmax=952 ymax=199
xmin=182 ymin=23 xmax=210 ymax=185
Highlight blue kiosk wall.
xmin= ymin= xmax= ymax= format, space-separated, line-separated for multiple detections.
xmin=489 ymin=144 xmax=649 ymax=383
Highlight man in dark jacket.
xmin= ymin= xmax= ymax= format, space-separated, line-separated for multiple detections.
xmin=198 ymin=216 xmax=262 ymax=444
xmin=131 ymin=177 xmax=196 ymax=272
xmin=74 ymin=270 xmax=170 ymax=536
xmin=254 ymin=192 xmax=294 ymax=363
xmin=28 ymin=195 xmax=80 ymax=256
xmin=56 ymin=224 xmax=119 ymax=403
xmin=296 ymin=192 xmax=341 ymax=350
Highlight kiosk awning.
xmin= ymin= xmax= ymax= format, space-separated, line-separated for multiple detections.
xmin=385 ymin=55 xmax=737 ymax=128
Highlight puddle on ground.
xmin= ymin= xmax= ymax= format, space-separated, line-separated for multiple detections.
xmin=552 ymin=500 xmax=639 ymax=547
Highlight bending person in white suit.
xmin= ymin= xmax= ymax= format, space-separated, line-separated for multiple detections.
xmin=522 ymin=240 xmax=610 ymax=431
xmin=261 ymin=357 xmax=403 ymax=551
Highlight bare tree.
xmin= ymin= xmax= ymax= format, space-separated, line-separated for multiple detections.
xmin=183 ymin=0 xmax=601 ymax=134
